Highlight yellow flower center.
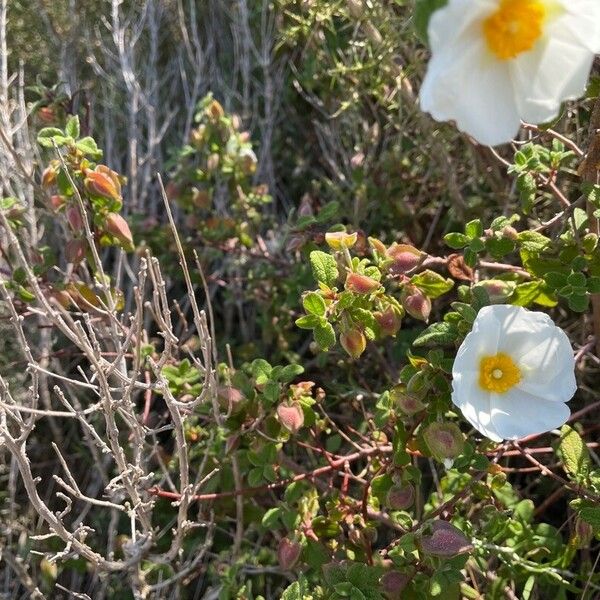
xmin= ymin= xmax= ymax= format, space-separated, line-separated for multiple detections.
xmin=479 ymin=353 xmax=521 ymax=393
xmin=483 ymin=0 xmax=546 ymax=60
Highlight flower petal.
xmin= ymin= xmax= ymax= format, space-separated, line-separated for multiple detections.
xmin=421 ymin=12 xmax=521 ymax=146
xmin=489 ymin=390 xmax=570 ymax=440
xmin=516 ymin=329 xmax=576 ymax=401
xmin=452 ymin=305 xmax=502 ymax=376
xmin=493 ymin=305 xmax=556 ymax=359
xmin=451 ymin=372 xmax=502 ymax=442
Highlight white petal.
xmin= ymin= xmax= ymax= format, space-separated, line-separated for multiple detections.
xmin=555 ymin=0 xmax=600 ymax=53
xmin=493 ymin=305 xmax=556 ymax=359
xmin=426 ymin=0 xmax=497 ymax=54
xmin=489 ymin=390 xmax=570 ymax=440
xmin=452 ymin=305 xmax=503 ymax=377
xmin=451 ymin=372 xmax=502 ymax=442
xmin=510 ymin=38 xmax=595 ymax=124
xmin=421 ymin=16 xmax=521 ymax=145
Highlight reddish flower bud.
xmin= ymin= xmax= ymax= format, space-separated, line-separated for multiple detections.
xmin=66 ymin=206 xmax=84 ymax=233
xmin=42 ymin=167 xmax=57 ymax=188
xmin=380 ymin=571 xmax=410 ymax=599
xmin=390 ymin=385 xmax=426 ymax=415
xmin=277 ymin=403 xmax=304 ymax=433
xmin=65 ymin=239 xmax=86 ymax=264
xmin=207 ymin=99 xmax=224 ymax=120
xmin=105 ymin=213 xmax=134 ymax=251
xmin=38 ymin=106 xmax=56 ymax=124
xmin=423 ymin=422 xmax=464 ymax=461
xmin=84 ymin=167 xmax=122 ymax=202
xmin=217 ymin=386 xmax=244 ymax=412
xmin=374 ymin=306 xmax=402 ymax=337
xmin=278 ymin=538 xmax=302 ymax=570
xmin=401 ymin=285 xmax=431 ymax=321
xmin=49 ymin=194 xmax=65 ymax=211
xmin=340 ymin=329 xmax=367 ymax=359
xmin=345 ymin=272 xmax=380 ymax=294
xmin=191 ymin=187 xmax=211 ymax=208
xmin=165 ymin=181 xmax=180 ymax=200
xmin=473 ymin=279 xmax=516 ymax=304
xmin=386 ymin=243 xmax=423 ymax=275
xmin=419 ymin=520 xmax=473 ymax=557
xmin=325 ymin=230 xmax=358 ymax=251
xmin=386 ymin=484 xmax=415 ymax=510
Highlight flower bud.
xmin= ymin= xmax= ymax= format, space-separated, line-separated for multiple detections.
xmin=165 ymin=181 xmax=180 ymax=200
xmin=345 ymin=272 xmax=380 ymax=294
xmin=40 ymin=558 xmax=58 ymax=581
xmin=65 ymin=239 xmax=86 ymax=264
xmin=105 ymin=213 xmax=134 ymax=251
xmin=207 ymin=99 xmax=224 ymax=120
xmin=278 ymin=538 xmax=302 ymax=570
xmin=217 ymin=386 xmax=244 ymax=412
xmin=389 ymin=385 xmax=426 ymax=415
xmin=368 ymin=236 xmax=387 ymax=256
xmin=473 ymin=279 xmax=516 ymax=304
xmin=574 ymin=518 xmax=594 ymax=548
xmin=277 ymin=403 xmax=304 ymax=433
xmin=66 ymin=206 xmax=84 ymax=233
xmin=387 ymin=244 xmax=423 ymax=276
xmin=374 ymin=306 xmax=402 ymax=337
xmin=325 ymin=230 xmax=358 ymax=251
xmin=419 ymin=520 xmax=473 ymax=557
xmin=380 ymin=571 xmax=410 ymax=599
xmin=501 ymin=225 xmax=518 ymax=240
xmin=400 ymin=285 xmax=431 ymax=321
xmin=42 ymin=166 xmax=57 ymax=187
xmin=423 ymin=422 xmax=464 ymax=460
xmin=386 ymin=484 xmax=415 ymax=510
xmin=340 ymin=329 xmax=367 ymax=359
xmin=206 ymin=153 xmax=220 ymax=172
xmin=84 ymin=167 xmax=122 ymax=202
xmin=38 ymin=106 xmax=56 ymax=124
xmin=191 ymin=187 xmax=211 ymax=209
xmin=49 ymin=194 xmax=65 ymax=211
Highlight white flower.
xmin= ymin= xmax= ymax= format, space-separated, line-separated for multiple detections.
xmin=420 ymin=0 xmax=600 ymax=146
xmin=451 ymin=304 xmax=575 ymax=441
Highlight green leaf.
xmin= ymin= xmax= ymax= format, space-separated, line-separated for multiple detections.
xmin=558 ymin=425 xmax=590 ymax=481
xmin=517 ymin=231 xmax=551 ymax=252
xmin=37 ymin=127 xmax=64 ymax=148
xmin=278 ymin=364 xmax=305 ymax=383
xmin=248 ymin=467 xmax=263 ymax=487
xmin=316 ymin=200 xmax=339 ymax=223
xmin=303 ymin=292 xmax=326 ymax=316
xmin=309 ymin=250 xmax=338 ymax=287
xmin=313 ymin=322 xmax=336 ymax=351
xmin=579 ymin=507 xmax=600 ymax=529
xmin=465 ymin=219 xmax=483 ymax=239
xmin=295 ymin=314 xmax=321 ymax=330
xmin=444 ymin=232 xmax=469 ymax=249
xmin=587 ymin=277 xmax=600 ymax=293
xmin=281 ymin=575 xmax=310 ymax=600
xmin=511 ymin=281 xmax=557 ymax=308
xmin=65 ymin=115 xmax=80 ymax=139
xmin=568 ymin=293 xmax=589 ymax=313
xmin=261 ymin=507 xmax=281 ymax=528
xmin=414 ymin=0 xmax=448 ymax=44
xmin=410 ymin=270 xmax=454 ymax=299
xmin=450 ymin=302 xmax=477 ymax=324
xmin=413 ymin=322 xmax=459 ymax=347
xmin=76 ymin=136 xmax=103 ymax=159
